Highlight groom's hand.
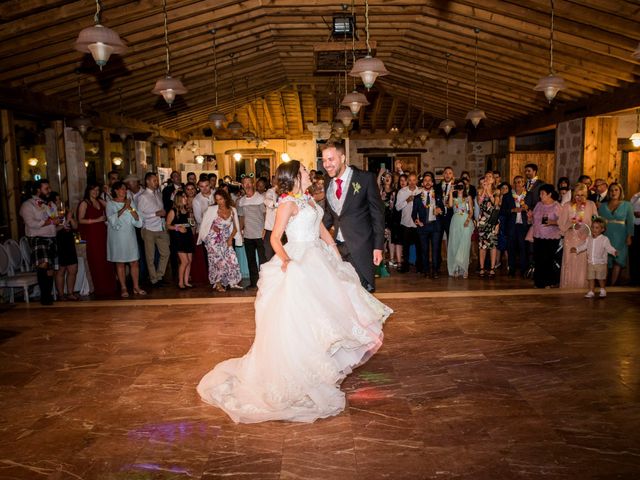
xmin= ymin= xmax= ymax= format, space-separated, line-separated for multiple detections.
xmin=373 ymin=249 xmax=383 ymax=266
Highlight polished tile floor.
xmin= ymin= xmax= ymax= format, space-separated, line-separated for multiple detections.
xmin=1 ymin=283 xmax=639 ymax=479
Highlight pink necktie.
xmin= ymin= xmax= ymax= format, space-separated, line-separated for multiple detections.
xmin=335 ymin=178 xmax=343 ymax=200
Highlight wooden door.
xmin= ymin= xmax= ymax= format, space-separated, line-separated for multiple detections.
xmin=626 ymin=152 xmax=640 ymax=197
xmin=508 ymin=152 xmax=555 ymax=185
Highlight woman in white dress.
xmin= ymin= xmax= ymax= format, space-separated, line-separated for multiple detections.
xmin=197 ymin=160 xmax=392 ymax=423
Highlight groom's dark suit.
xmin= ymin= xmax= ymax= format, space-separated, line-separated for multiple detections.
xmin=323 ymin=167 xmax=385 ymax=290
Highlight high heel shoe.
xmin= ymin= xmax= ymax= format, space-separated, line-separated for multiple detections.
xmin=488 ymin=269 xmax=496 ymax=278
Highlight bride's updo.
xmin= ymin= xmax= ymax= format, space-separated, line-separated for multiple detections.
xmin=275 ymin=160 xmax=301 ymax=195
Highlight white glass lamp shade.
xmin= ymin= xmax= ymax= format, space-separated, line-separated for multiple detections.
xmin=349 ymin=55 xmax=389 ymax=90
xmin=152 ymin=76 xmax=188 ymax=106
xmin=208 ymin=111 xmax=226 ymax=129
xmin=74 ymin=24 xmax=127 ymax=69
xmin=336 ymin=108 xmax=353 ymax=127
xmin=439 ymin=119 xmax=456 ymax=136
xmin=465 ymin=108 xmax=487 ymax=128
xmin=233 ymin=152 xmax=242 ymax=161
xmin=227 ymin=116 xmax=244 ymax=136
xmin=416 ymin=128 xmax=429 ymax=144
xmin=112 ymin=156 xmax=123 ymax=166
xmin=72 ymin=115 xmax=92 ymax=135
xmin=150 ymin=135 xmax=166 ymax=146
xmin=534 ymin=74 xmax=566 ymax=102
xmin=115 ymin=126 xmax=132 ymax=141
xmin=333 ymin=121 xmax=345 ymax=135
xmin=630 ymin=132 xmax=640 ymax=148
xmin=27 ymin=157 xmax=39 ymax=167
xmin=195 ymin=155 xmax=205 ymax=164
xmin=341 ymin=91 xmax=369 ymax=115
xmin=280 ymin=152 xmax=291 ymax=162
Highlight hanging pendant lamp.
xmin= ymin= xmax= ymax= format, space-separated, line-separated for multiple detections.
xmin=349 ymin=0 xmax=388 ymax=90
xmin=151 ymin=0 xmax=187 ymax=107
xmin=439 ymin=53 xmax=456 ymax=136
xmin=74 ymin=0 xmax=127 ymax=70
xmin=71 ymin=78 xmax=92 ymax=135
xmin=534 ymin=0 xmax=566 ymax=102
xmin=226 ymin=53 xmax=244 ymax=136
xmin=208 ymin=29 xmax=226 ymax=129
xmin=465 ymin=28 xmax=487 ymax=128
xmin=630 ymin=109 xmax=640 ymax=148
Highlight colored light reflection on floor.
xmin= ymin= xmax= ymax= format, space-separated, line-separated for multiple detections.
xmin=128 ymin=421 xmax=221 ymax=443
xmin=125 ymin=463 xmax=192 ymax=477
xmin=355 ymin=370 xmax=392 ymax=384
xmin=348 ymin=370 xmax=394 ymax=401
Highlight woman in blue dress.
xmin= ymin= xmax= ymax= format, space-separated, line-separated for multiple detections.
xmin=447 ymin=180 xmax=474 ymax=278
xmin=106 ymin=181 xmax=145 ymax=297
xmin=598 ymin=183 xmax=635 ymax=285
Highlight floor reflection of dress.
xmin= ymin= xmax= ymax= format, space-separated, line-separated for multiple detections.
xmin=197 ymin=197 xmax=392 ymax=423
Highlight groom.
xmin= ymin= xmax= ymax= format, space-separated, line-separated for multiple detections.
xmin=322 ymin=141 xmax=385 ymax=292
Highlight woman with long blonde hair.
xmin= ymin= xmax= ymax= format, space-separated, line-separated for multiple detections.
xmin=558 ymin=183 xmax=598 ymax=288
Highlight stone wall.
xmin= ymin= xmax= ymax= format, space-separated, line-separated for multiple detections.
xmin=555 ymin=118 xmax=583 ymax=183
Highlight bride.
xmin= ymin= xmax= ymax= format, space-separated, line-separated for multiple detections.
xmin=197 ymin=160 xmax=392 ymax=423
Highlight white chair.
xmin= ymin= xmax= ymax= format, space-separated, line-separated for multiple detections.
xmin=19 ymin=237 xmax=33 ymax=272
xmin=0 ymin=243 xmax=38 ymax=304
xmin=4 ymin=239 xmax=25 ymax=274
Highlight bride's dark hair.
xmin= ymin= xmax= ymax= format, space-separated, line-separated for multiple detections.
xmin=275 ymin=160 xmax=301 ymax=195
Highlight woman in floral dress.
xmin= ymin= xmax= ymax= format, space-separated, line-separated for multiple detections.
xmin=197 ymin=189 xmax=243 ymax=292
xmin=476 ymin=172 xmax=500 ymax=277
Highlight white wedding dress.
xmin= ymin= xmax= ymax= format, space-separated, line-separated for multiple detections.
xmin=197 ymin=196 xmax=392 ymax=423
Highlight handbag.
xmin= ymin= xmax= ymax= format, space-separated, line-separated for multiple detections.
xmin=487 ymin=207 xmax=500 ymax=226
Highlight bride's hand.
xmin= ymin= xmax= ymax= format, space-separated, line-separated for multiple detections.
xmin=281 ymin=258 xmax=291 ymax=272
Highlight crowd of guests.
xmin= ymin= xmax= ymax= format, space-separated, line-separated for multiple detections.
xmin=17 ymin=161 xmax=640 ymax=305
xmin=376 ymin=163 xmax=637 ymax=297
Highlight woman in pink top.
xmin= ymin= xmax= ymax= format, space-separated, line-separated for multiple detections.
xmin=531 ymin=184 xmax=561 ymax=288
xmin=558 ymin=183 xmax=598 ymax=288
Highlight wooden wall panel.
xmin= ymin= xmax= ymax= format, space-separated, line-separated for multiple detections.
xmin=583 ymin=117 xmax=620 ymax=184
xmin=508 ymin=152 xmax=555 ymax=185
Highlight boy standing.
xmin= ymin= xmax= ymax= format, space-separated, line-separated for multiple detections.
xmin=571 ymin=218 xmax=617 ymax=298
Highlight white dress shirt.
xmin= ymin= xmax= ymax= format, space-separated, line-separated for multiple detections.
xmin=395 ymin=186 xmax=422 ymax=228
xmin=576 ymin=234 xmax=617 ymax=265
xmin=192 ymin=191 xmax=215 ymax=228
xmin=19 ymin=197 xmax=57 ymax=237
xmin=136 ymin=188 xmax=165 ymax=231
xmin=264 ymin=187 xmax=278 ymax=231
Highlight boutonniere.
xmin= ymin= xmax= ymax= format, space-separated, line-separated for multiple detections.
xmin=352 ymin=182 xmax=361 ymax=194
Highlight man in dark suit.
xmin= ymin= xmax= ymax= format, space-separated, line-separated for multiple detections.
xmin=588 ymin=178 xmax=608 ymax=205
xmin=322 ymin=142 xmax=385 ymax=292
xmin=435 ymin=166 xmax=455 ymax=267
xmin=523 ymin=163 xmax=544 ymax=210
xmin=502 ymin=176 xmax=530 ymax=277
xmin=412 ymin=172 xmax=445 ymax=279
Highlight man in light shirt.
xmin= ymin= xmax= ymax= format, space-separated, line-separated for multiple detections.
xmin=19 ymin=179 xmax=60 ymax=305
xmin=395 ymin=173 xmax=422 ymax=273
xmin=136 ymin=172 xmax=170 ymax=287
xmin=192 ymin=178 xmax=214 ymax=230
xmin=237 ymin=177 xmax=266 ymax=289
xmin=263 ymin=185 xmax=278 ymax=261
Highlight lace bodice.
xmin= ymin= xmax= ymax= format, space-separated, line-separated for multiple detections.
xmin=282 ymin=197 xmax=323 ymax=242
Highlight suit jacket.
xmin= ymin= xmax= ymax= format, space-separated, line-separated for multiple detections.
xmin=435 ymin=181 xmax=455 ymax=219
xmin=524 ymin=179 xmax=544 ymax=210
xmin=323 ymin=167 xmax=385 ymax=286
xmin=501 ymin=192 xmax=530 ymax=233
xmin=411 ymin=189 xmax=444 ymax=230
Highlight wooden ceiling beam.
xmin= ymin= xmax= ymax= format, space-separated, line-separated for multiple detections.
xmin=291 ymin=84 xmax=304 ymax=133
xmin=370 ymin=91 xmax=384 ymax=134
xmin=472 ymin=77 xmax=640 ymax=142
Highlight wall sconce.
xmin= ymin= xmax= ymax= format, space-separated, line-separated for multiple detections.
xmin=112 ymin=156 xmax=123 ymax=166
xmin=27 ymin=157 xmax=39 ymax=167
xmin=280 ymin=152 xmax=291 ymax=162
xmin=195 ymin=155 xmax=205 ymax=164
xmin=233 ymin=152 xmax=242 ymax=161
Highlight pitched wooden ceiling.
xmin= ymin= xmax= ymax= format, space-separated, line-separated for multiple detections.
xmin=1 ymin=0 xmax=639 ymax=139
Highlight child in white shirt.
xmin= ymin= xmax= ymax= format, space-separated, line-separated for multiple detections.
xmin=571 ymin=218 xmax=617 ymax=298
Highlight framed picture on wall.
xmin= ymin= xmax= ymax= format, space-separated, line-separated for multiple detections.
xmin=434 ymin=167 xmax=445 ymax=180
